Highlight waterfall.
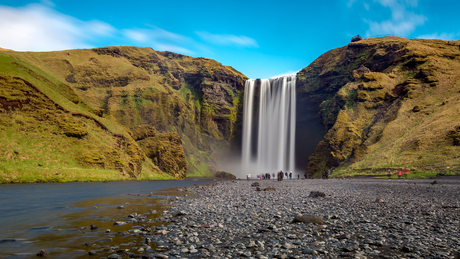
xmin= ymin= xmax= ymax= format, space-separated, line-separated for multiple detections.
xmin=241 ymin=75 xmax=296 ymax=176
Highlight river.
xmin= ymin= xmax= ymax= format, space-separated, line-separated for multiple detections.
xmin=0 ymin=179 xmax=215 ymax=258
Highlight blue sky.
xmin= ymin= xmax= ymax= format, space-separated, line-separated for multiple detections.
xmin=0 ymin=0 xmax=459 ymax=79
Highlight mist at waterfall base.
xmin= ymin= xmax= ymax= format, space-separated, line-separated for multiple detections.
xmin=240 ymin=75 xmax=297 ymax=178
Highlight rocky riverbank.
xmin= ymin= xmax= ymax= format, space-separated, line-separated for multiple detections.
xmin=89 ymin=178 xmax=460 ymax=259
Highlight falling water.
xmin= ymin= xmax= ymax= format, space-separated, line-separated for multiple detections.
xmin=241 ymin=75 xmax=296 ymax=175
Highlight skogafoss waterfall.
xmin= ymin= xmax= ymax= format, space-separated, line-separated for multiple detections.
xmin=242 ymin=75 xmax=296 ymax=175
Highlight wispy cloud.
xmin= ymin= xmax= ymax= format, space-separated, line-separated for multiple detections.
xmin=122 ymin=26 xmax=194 ymax=54
xmin=347 ymin=0 xmax=358 ymax=8
xmin=269 ymin=71 xmax=299 ymax=79
xmin=417 ymin=32 xmax=459 ymax=41
xmin=196 ymin=31 xmax=259 ymax=48
xmin=362 ymin=0 xmax=426 ymax=37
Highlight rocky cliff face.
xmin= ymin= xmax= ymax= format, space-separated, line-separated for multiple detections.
xmin=297 ymin=37 xmax=460 ymax=175
xmin=2 ymin=46 xmax=246 ymax=178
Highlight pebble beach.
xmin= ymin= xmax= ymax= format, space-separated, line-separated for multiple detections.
xmin=93 ymin=178 xmax=460 ymax=259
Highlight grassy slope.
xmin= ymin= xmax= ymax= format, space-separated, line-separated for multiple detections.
xmin=0 ymin=47 xmax=245 ymax=181
xmin=0 ymin=52 xmax=171 ymax=183
xmin=300 ymin=37 xmax=460 ymax=177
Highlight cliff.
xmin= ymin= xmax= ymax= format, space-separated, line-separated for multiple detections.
xmin=297 ymin=37 xmax=460 ymax=176
xmin=0 ymin=46 xmax=246 ymax=182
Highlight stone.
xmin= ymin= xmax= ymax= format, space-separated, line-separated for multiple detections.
xmin=251 ymin=182 xmax=260 ymax=187
xmin=402 ymin=246 xmax=414 ymax=252
xmin=173 ymin=210 xmax=187 ymax=217
xmin=155 ymin=246 xmax=169 ymax=252
xmin=108 ymin=254 xmax=122 ymax=259
xmin=374 ymin=198 xmax=385 ymax=203
xmin=337 ymin=233 xmax=351 ymax=239
xmin=303 ymin=249 xmax=317 ymax=255
xmin=155 ymin=230 xmax=169 ymax=235
xmin=90 ymin=224 xmax=98 ymax=230
xmin=88 ymin=250 xmax=97 ymax=255
xmin=117 ymin=205 xmax=124 ymax=209
xmin=343 ymin=243 xmax=359 ymax=252
xmin=309 ymin=191 xmax=326 ymax=198
xmin=264 ymin=187 xmax=276 ymax=191
xmin=36 ymin=249 xmax=46 ymax=257
xmin=292 ymin=215 xmax=325 ymax=224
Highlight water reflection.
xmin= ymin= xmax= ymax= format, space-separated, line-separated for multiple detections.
xmin=0 ymin=179 xmax=214 ymax=258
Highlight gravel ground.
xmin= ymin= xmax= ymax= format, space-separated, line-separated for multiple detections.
xmin=100 ymin=178 xmax=460 ymax=259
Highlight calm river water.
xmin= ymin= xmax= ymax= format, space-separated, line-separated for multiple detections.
xmin=0 ymin=179 xmax=215 ymax=258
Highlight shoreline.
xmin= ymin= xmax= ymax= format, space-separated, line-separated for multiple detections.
xmin=2 ymin=172 xmax=458 ymax=184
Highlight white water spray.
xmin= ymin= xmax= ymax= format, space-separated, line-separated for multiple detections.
xmin=241 ymin=75 xmax=296 ymax=176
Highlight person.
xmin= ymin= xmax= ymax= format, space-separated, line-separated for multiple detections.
xmin=325 ymin=170 xmax=329 ymax=179
xmin=247 ymin=173 xmax=251 ymax=180
xmin=398 ymin=170 xmax=402 ymax=179
xmin=387 ymin=169 xmax=391 ymax=179
xmin=289 ymin=172 xmax=292 ymax=179
xmin=272 ymin=172 xmax=275 ymax=179
xmin=285 ymin=171 xmax=288 ymax=179
xmin=297 ymin=174 xmax=300 ymax=179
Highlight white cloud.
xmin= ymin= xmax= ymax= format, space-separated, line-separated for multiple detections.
xmin=196 ymin=31 xmax=259 ymax=48
xmin=417 ymin=32 xmax=459 ymax=41
xmin=364 ymin=0 xmax=426 ymax=37
xmin=0 ymin=3 xmax=258 ymax=55
xmin=0 ymin=3 xmax=195 ymax=54
xmin=0 ymin=3 xmax=115 ymax=51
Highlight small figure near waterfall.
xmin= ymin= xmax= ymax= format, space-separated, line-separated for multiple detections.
xmin=247 ymin=173 xmax=251 ymax=180
xmin=289 ymin=172 xmax=292 ymax=179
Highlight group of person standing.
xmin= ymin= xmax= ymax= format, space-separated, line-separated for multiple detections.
xmin=247 ymin=170 xmax=300 ymax=181
xmin=387 ymin=168 xmax=409 ymax=178
xmin=276 ymin=170 xmax=295 ymax=181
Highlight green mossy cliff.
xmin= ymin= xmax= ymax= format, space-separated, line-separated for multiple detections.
xmin=297 ymin=37 xmax=460 ymax=176
xmin=0 ymin=47 xmax=246 ymax=182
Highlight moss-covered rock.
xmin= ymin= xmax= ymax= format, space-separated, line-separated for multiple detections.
xmin=214 ymin=171 xmax=236 ymax=179
xmin=299 ymin=37 xmax=460 ymax=176
xmin=137 ymin=129 xmax=187 ymax=179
